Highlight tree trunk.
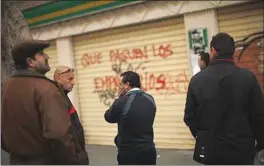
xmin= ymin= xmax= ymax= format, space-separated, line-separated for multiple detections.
xmin=1 ymin=1 xmax=32 ymax=87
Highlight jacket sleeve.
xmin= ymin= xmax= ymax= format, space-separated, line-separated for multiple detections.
xmin=37 ymin=84 xmax=78 ymax=164
xmin=248 ymin=75 xmax=264 ymax=150
xmin=104 ymin=98 xmax=123 ymax=123
xmin=184 ymin=80 xmax=198 ymax=138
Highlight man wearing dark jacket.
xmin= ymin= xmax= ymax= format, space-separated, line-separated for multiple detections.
xmin=1 ymin=40 xmax=87 ymax=164
xmin=184 ymin=33 xmax=264 ymax=165
xmin=54 ymin=66 xmax=89 ymax=164
xmin=104 ymin=71 xmax=157 ymax=165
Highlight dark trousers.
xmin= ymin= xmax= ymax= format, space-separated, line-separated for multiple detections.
xmin=117 ymin=148 xmax=156 ymax=165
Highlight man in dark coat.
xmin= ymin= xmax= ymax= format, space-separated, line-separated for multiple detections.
xmin=53 ymin=65 xmax=89 ymax=164
xmin=1 ymin=40 xmax=88 ymax=165
xmin=104 ymin=71 xmax=157 ymax=165
xmin=184 ymin=33 xmax=264 ymax=165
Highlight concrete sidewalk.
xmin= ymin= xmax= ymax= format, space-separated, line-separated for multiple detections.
xmin=1 ymin=145 xmax=198 ymax=165
xmin=87 ymin=145 xmax=198 ymax=165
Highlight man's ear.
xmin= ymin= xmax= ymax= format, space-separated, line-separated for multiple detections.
xmin=210 ymin=47 xmax=217 ymax=60
xmin=26 ymin=57 xmax=34 ymax=68
xmin=54 ymin=75 xmax=61 ymax=82
xmin=126 ymin=82 xmax=130 ymax=87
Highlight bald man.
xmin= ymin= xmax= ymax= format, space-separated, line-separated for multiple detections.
xmin=53 ymin=66 xmax=89 ymax=165
xmin=54 ymin=66 xmax=76 ymax=93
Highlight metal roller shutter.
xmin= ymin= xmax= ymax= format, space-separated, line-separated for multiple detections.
xmin=45 ymin=41 xmax=58 ymax=80
xmin=217 ymin=0 xmax=264 ymax=93
xmin=73 ymin=16 xmax=194 ymax=149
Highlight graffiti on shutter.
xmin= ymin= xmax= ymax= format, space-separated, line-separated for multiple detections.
xmin=81 ymin=43 xmax=190 ymax=106
xmin=234 ymin=30 xmax=264 ymax=93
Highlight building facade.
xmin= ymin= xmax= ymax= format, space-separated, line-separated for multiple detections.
xmin=23 ymin=0 xmax=264 ymax=149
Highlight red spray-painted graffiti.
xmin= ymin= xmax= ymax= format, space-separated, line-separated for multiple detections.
xmin=140 ymin=70 xmax=189 ymax=95
xmin=93 ymin=70 xmax=189 ymax=97
xmin=152 ymin=44 xmax=174 ymax=59
xmin=94 ymin=76 xmax=120 ymax=91
xmin=81 ymin=53 xmax=102 ymax=67
xmin=93 ymin=61 xmax=148 ymax=106
xmin=109 ymin=44 xmax=173 ymax=63
xmin=109 ymin=46 xmax=148 ymax=63
xmin=80 ymin=43 xmax=174 ymax=68
xmin=93 ymin=60 xmax=189 ymax=106
xmin=83 ymin=42 xmax=188 ymax=106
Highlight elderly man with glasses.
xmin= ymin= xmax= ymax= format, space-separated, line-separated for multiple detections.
xmin=53 ymin=66 xmax=89 ymax=164
xmin=2 ymin=40 xmax=86 ymax=165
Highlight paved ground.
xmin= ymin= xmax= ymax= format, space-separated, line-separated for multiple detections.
xmin=1 ymin=145 xmax=198 ymax=165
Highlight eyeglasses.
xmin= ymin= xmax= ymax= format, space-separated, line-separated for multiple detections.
xmin=57 ymin=68 xmax=75 ymax=76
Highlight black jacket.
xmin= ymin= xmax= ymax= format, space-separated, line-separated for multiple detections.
xmin=184 ymin=58 xmax=264 ymax=164
xmin=104 ymin=90 xmax=156 ymax=154
xmin=58 ymin=87 xmax=89 ymax=165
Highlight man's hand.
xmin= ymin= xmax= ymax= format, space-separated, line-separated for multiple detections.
xmin=255 ymin=149 xmax=264 ymax=164
xmin=118 ymin=89 xmax=126 ymax=97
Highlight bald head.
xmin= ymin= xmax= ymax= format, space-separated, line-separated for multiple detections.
xmin=54 ymin=66 xmax=74 ymax=79
xmin=54 ymin=65 xmax=75 ymax=93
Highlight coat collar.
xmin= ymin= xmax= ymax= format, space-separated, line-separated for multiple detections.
xmin=126 ymin=89 xmax=143 ymax=95
xmin=12 ymin=69 xmax=55 ymax=84
xmin=209 ymin=57 xmax=235 ymax=66
xmin=13 ymin=69 xmax=45 ymax=78
xmin=127 ymin=87 xmax=141 ymax=93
